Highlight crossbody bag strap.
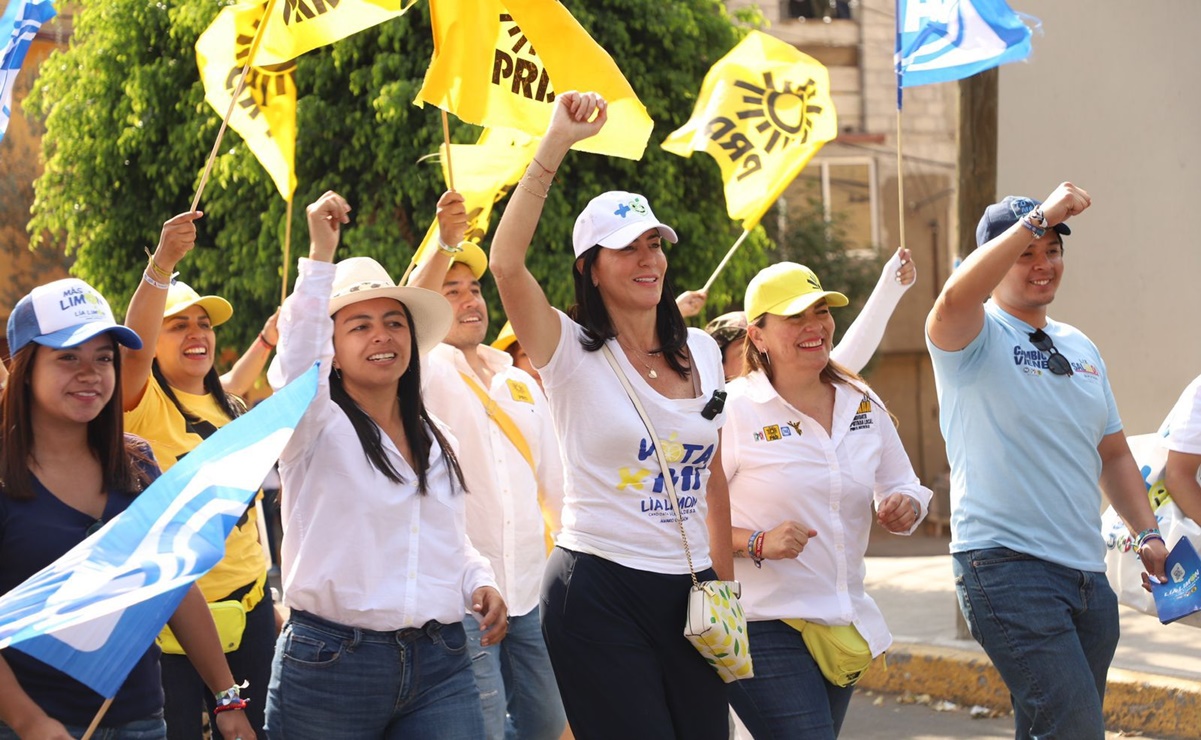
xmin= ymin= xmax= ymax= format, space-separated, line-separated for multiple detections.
xmin=600 ymin=344 xmax=699 ymax=586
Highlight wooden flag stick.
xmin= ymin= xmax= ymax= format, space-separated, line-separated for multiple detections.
xmin=895 ymin=108 xmax=907 ymax=251
xmin=282 ymin=196 xmax=293 ymax=306
xmin=190 ymin=0 xmax=280 ymax=212
xmin=700 ymin=229 xmax=751 ymax=294
xmin=440 ymin=109 xmax=456 ymax=191
xmin=81 ymin=698 xmax=114 ymax=740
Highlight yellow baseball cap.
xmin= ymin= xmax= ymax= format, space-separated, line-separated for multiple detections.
xmin=163 ymin=281 xmax=233 ymax=326
xmin=491 ymin=321 xmax=517 ymax=352
xmin=451 ymin=241 xmax=489 ymax=280
xmin=744 ymin=263 xmax=848 ymax=323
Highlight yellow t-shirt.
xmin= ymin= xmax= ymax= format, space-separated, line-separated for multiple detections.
xmin=125 ymin=375 xmax=267 ymax=601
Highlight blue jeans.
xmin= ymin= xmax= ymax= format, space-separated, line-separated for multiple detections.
xmin=464 ymin=608 xmax=566 ymax=740
xmin=953 ymin=547 xmax=1118 ymax=739
xmin=264 ymin=611 xmax=485 ymax=739
xmin=0 ymin=712 xmax=165 ymax=739
xmin=727 ymin=620 xmax=854 ymax=739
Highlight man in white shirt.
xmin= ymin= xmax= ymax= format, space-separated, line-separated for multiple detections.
xmin=409 ymin=190 xmax=567 ymax=740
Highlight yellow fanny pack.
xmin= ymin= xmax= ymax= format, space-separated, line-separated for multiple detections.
xmin=157 ymin=572 xmax=267 ymax=655
xmin=783 ymin=618 xmax=874 ymax=687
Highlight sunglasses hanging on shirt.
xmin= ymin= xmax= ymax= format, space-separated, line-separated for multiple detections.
xmin=1028 ymin=329 xmax=1074 ymax=377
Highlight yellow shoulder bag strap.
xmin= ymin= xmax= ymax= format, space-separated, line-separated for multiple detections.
xmin=459 ymin=373 xmax=556 ymax=553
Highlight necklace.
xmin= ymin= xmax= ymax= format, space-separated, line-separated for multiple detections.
xmin=618 ymin=340 xmax=662 ymax=379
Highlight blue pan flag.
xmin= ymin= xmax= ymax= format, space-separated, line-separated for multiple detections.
xmin=0 ymin=364 xmax=319 ymax=698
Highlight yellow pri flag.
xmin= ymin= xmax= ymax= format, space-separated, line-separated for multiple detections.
xmin=411 ymin=128 xmax=540 ymax=269
xmin=662 ymin=31 xmax=838 ymax=230
xmin=196 ymin=1 xmax=297 ymax=201
xmin=416 ymin=0 xmax=652 ymax=161
xmin=252 ymin=0 xmax=412 ymax=66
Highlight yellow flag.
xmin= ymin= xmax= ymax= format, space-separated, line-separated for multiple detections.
xmin=416 ymin=0 xmax=652 ymax=161
xmin=252 ymin=0 xmax=412 ymax=66
xmin=662 ymin=31 xmax=838 ymax=230
xmin=411 ymin=128 xmax=540 ymax=269
xmin=196 ymin=1 xmax=298 ymax=200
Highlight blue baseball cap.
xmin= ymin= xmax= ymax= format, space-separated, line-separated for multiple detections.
xmin=976 ymin=195 xmax=1072 ymax=247
xmin=7 ymin=278 xmax=142 ymax=355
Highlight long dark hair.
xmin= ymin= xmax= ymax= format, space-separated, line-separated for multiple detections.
xmin=151 ymin=358 xmax=246 ymax=427
xmin=1 ymin=341 xmax=154 ymax=501
xmin=329 ymin=301 xmax=466 ymax=495
xmin=568 ymin=245 xmax=692 ymax=378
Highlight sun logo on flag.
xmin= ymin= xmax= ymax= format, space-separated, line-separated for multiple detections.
xmin=732 ymin=72 xmax=824 ymax=153
xmin=232 ymin=16 xmax=297 ymax=121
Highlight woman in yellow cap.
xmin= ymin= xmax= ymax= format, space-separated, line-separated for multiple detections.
xmin=721 ymin=262 xmax=931 ymax=738
xmin=121 ymin=212 xmax=274 ymax=738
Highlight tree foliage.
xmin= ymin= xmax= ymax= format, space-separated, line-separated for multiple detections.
xmin=28 ymin=0 xmax=780 ymax=360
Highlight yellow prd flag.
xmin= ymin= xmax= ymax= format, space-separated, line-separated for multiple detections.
xmin=251 ymin=0 xmax=413 ymax=66
xmin=196 ymin=1 xmax=297 ymax=201
xmin=662 ymin=31 xmax=838 ymax=230
xmin=415 ymin=0 xmax=652 ymax=161
xmin=411 ymin=128 xmax=540 ymax=269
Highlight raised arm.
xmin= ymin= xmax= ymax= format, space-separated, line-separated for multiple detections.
xmin=926 ymin=183 xmax=1090 ymax=351
xmin=122 ymin=211 xmax=203 ymax=409
xmin=490 ymin=91 xmax=608 ymax=368
xmin=220 ymin=309 xmax=279 ymax=398
xmin=832 ymin=247 xmax=915 ymax=373
xmin=407 ymin=190 xmax=468 ymax=291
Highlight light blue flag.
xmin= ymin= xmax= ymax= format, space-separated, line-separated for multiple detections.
xmin=895 ymin=0 xmax=1037 ymax=94
xmin=0 ymin=0 xmax=57 ymax=144
xmin=0 ymin=364 xmax=319 ymax=698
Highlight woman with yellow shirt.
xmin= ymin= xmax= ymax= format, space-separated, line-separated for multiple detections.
xmin=121 ymin=212 xmax=275 ymax=738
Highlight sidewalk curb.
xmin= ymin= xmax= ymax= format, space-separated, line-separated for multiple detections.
xmin=858 ymin=642 xmax=1201 ymax=738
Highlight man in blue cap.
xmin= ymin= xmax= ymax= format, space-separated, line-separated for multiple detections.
xmin=926 ymin=182 xmax=1167 ymax=738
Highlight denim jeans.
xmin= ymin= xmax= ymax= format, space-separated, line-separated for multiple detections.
xmin=464 ymin=608 xmax=566 ymax=740
xmin=727 ymin=620 xmax=854 ymax=739
xmin=264 ymin=610 xmax=485 ymax=739
xmin=0 ymin=712 xmax=166 ymax=739
xmin=953 ymin=547 xmax=1119 ymax=740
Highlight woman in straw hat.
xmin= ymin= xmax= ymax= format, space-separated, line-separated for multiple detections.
xmin=0 ymin=278 xmax=254 ymax=740
xmin=122 ymin=212 xmax=274 ymax=737
xmin=721 ymin=262 xmax=930 ymax=738
xmin=490 ymin=93 xmax=732 ymax=739
xmin=263 ymin=191 xmax=505 ymax=738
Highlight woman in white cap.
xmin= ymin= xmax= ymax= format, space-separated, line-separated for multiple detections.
xmin=263 ymin=191 xmax=505 ymax=738
xmin=122 ymin=213 xmax=274 ymax=737
xmin=490 ymin=93 xmax=732 ymax=739
xmin=721 ymin=263 xmax=931 ymax=738
xmin=0 ymin=278 xmax=254 ymax=740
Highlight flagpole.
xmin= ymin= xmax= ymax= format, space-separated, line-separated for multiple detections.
xmin=81 ymin=698 xmax=114 ymax=740
xmin=440 ymin=109 xmax=456 ymax=191
xmin=700 ymin=229 xmax=751 ymax=294
xmin=282 ymin=196 xmax=293 ymax=306
xmin=190 ymin=0 xmax=280 ymax=212
xmin=895 ymin=108 xmax=906 ymax=251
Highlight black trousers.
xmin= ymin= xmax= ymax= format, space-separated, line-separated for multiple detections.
xmin=540 ymin=548 xmax=728 ymax=740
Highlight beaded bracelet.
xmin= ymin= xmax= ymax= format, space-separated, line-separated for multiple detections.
xmin=1134 ymin=527 xmax=1162 ymax=548
xmin=517 ymin=175 xmax=550 ymax=200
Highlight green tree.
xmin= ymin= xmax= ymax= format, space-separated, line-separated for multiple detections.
xmin=27 ymin=0 xmax=773 ymax=362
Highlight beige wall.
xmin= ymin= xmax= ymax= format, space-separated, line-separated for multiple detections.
xmin=998 ymin=1 xmax=1201 ymax=434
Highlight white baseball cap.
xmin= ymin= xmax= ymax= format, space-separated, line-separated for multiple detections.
xmin=571 ymin=191 xmax=678 ymax=258
xmin=7 ymin=278 xmax=142 ymax=355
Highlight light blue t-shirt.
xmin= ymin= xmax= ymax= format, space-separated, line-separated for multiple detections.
xmin=927 ymin=302 xmax=1122 ymax=572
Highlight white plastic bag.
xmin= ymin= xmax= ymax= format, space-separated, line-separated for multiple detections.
xmin=1102 ymin=435 xmax=1201 ymax=627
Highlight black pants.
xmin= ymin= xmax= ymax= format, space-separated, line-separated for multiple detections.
xmin=540 ymin=548 xmax=728 ymax=740
xmin=161 ymin=579 xmax=275 ymax=738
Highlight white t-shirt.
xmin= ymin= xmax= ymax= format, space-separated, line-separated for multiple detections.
xmin=538 ymin=309 xmax=726 ymax=574
xmin=1163 ymin=374 xmax=1201 ymax=454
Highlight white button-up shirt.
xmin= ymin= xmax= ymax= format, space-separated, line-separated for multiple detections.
xmin=722 ymin=371 xmax=932 ymax=656
xmin=270 ymin=258 xmax=496 ymax=631
xmin=422 ymin=343 xmax=564 ymax=617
